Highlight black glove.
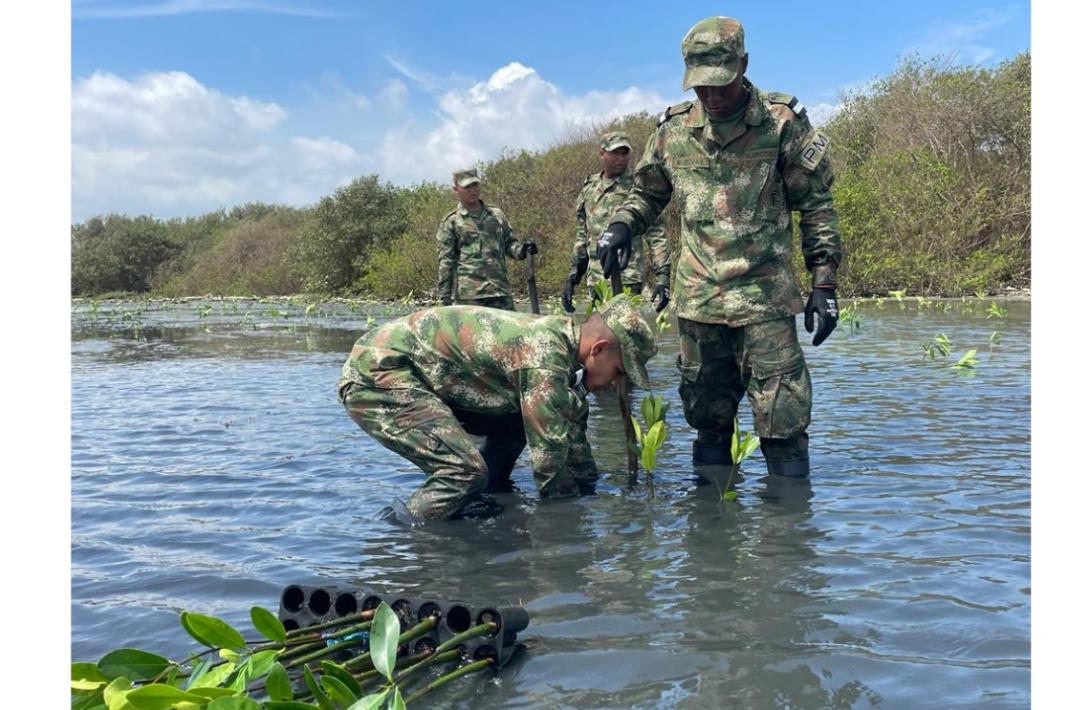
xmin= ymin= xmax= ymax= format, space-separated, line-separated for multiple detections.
xmin=562 ymin=252 xmax=589 ymax=314
xmin=596 ymin=223 xmax=631 ymax=277
xmin=519 ymin=240 xmax=538 ymax=258
xmin=440 ymin=295 xmax=453 ymax=306
xmin=804 ymin=286 xmax=838 ymax=346
xmin=651 ymin=283 xmax=670 ymax=313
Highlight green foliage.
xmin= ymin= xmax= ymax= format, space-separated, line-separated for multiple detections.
xmin=952 ymin=349 xmax=979 ymax=370
xmin=71 ymin=214 xmax=181 ymax=295
xmin=825 ymin=53 xmax=1030 ymax=296
xmin=292 ymin=175 xmax=406 ymax=294
xmin=923 ymin=333 xmax=952 ymax=360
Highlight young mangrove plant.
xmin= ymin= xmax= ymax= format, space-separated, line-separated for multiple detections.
xmin=722 ymin=416 xmax=760 ymax=502
xmin=952 ymin=349 xmax=979 ymax=370
xmin=888 ymin=289 xmax=907 ymax=310
xmin=839 ymin=302 xmax=861 ymax=335
xmin=923 ymin=333 xmax=952 ymax=360
xmin=631 ymin=394 xmax=669 ymax=488
xmin=986 ymin=301 xmax=1008 ymax=320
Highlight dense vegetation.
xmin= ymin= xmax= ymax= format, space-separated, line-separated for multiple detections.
xmin=71 ymin=53 xmax=1030 ymax=300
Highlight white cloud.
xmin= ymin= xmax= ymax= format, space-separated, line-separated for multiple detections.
xmin=72 ymin=71 xmax=363 ymax=219
xmin=909 ymin=9 xmax=1015 ymax=65
xmin=375 ymin=79 xmax=409 ymax=113
xmin=71 ymin=63 xmax=670 ymax=218
xmin=806 ymin=102 xmax=843 ymax=127
xmin=377 ymin=62 xmax=667 ymax=183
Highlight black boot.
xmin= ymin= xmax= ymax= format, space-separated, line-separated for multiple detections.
xmin=765 ymin=457 xmax=810 ymax=478
xmin=692 ymin=430 xmax=732 ymax=466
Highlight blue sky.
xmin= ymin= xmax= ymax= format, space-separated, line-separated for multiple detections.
xmin=70 ymin=0 xmax=1030 ymax=220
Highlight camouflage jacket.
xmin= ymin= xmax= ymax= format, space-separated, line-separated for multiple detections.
xmin=610 ymin=80 xmax=843 ymax=326
xmin=574 ymin=170 xmax=670 ymax=287
xmin=338 ymin=306 xmax=596 ymax=490
xmin=436 ymin=201 xmax=523 ymax=303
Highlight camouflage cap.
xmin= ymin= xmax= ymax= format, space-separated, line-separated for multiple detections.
xmin=453 ymin=167 xmax=481 ymax=187
xmin=600 ymin=294 xmax=657 ymax=390
xmin=681 ymin=16 xmax=746 ymax=91
xmin=599 ymin=130 xmax=632 ymax=152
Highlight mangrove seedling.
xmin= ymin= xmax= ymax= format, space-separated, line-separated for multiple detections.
xmin=952 ymin=349 xmax=979 ymax=370
xmin=888 ymin=289 xmax=907 ymax=310
xmin=722 ymin=416 xmax=760 ymax=502
xmin=989 ymin=330 xmax=1002 ymax=347
xmin=986 ymin=301 xmax=1008 ymax=320
xmin=840 ymin=302 xmax=861 ymax=334
xmin=923 ymin=333 xmax=952 ymax=360
xmin=632 ymin=394 xmax=669 ymax=474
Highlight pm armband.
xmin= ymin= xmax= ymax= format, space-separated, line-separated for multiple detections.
xmin=796 ymin=130 xmax=831 ymax=172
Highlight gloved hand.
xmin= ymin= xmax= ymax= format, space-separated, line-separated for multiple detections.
xmin=651 ymin=281 xmax=670 ymax=313
xmin=596 ymin=223 xmax=631 ymax=277
xmin=804 ymin=286 xmax=838 ymax=346
xmin=519 ymin=240 xmax=538 ymax=259
xmin=561 ymin=278 xmax=577 ymax=313
xmin=440 ymin=295 xmax=453 ymax=307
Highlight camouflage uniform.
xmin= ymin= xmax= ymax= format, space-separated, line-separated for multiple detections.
xmin=574 ymin=132 xmax=670 ymax=293
xmin=337 ymin=298 xmax=656 ymax=520
xmin=609 ymin=17 xmax=842 ymax=475
xmin=436 ymin=168 xmax=525 ymax=311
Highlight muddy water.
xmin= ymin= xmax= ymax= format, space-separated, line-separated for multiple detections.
xmin=71 ymin=297 xmax=1030 ymax=708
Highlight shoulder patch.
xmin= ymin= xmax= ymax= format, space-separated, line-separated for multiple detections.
xmin=796 ymin=129 xmax=831 ymax=171
xmin=767 ymin=91 xmax=807 ymax=118
xmin=658 ymin=100 xmax=694 ymax=126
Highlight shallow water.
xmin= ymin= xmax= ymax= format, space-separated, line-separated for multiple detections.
xmin=71 ymin=296 xmax=1030 ymax=708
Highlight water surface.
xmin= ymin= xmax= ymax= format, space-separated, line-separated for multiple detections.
xmin=71 ymin=297 xmax=1030 ymax=708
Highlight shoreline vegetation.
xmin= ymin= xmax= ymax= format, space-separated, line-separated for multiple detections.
xmin=71 ymin=54 xmax=1030 ymax=302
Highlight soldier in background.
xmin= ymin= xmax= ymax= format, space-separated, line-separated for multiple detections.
xmin=436 ymin=167 xmax=536 ymax=310
xmin=562 ymin=131 xmax=671 ymax=313
xmin=597 ymin=16 xmax=843 ymax=478
xmin=337 ymin=295 xmax=657 ymax=522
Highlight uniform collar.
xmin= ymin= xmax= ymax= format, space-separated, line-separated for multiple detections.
xmin=457 ymin=200 xmax=489 ymax=218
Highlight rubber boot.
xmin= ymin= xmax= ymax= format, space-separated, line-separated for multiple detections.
xmin=761 ymin=436 xmax=810 ymax=478
xmin=692 ymin=430 xmax=732 ymax=466
xmin=766 ymin=457 xmax=810 ymax=478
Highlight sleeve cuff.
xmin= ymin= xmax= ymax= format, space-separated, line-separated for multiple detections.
xmin=811 ymin=264 xmax=837 ymax=288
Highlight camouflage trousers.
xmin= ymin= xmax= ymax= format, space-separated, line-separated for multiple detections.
xmin=458 ymin=295 xmax=515 ymax=311
xmin=677 ymin=317 xmax=811 ymax=463
xmin=340 ymin=378 xmax=526 ymax=520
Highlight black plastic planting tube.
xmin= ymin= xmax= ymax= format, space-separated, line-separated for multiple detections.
xmin=284 ymin=609 xmax=374 ymax=639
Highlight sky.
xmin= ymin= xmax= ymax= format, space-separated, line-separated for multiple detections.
xmin=70 ymin=0 xmax=1030 ymax=221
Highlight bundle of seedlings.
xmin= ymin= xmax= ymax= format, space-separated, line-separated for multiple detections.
xmin=72 ymin=589 xmax=529 ymax=709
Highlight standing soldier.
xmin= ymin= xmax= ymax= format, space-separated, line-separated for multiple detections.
xmin=337 ymin=295 xmax=657 ymax=522
xmin=436 ymin=167 xmax=537 ymax=311
xmin=562 ymin=131 xmax=671 ymax=313
xmin=597 ymin=16 xmax=843 ymax=478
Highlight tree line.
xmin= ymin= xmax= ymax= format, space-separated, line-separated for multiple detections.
xmin=71 ymin=53 xmax=1030 ymax=300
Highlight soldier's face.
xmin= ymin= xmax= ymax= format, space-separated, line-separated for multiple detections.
xmin=453 ymin=183 xmax=481 ymax=206
xmin=583 ymin=341 xmax=625 ymax=391
xmin=694 ymin=68 xmax=748 ymax=118
xmin=600 ymin=147 xmax=630 ymax=176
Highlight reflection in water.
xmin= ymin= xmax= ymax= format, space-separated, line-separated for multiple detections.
xmin=71 ymin=299 xmax=1030 ymax=707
